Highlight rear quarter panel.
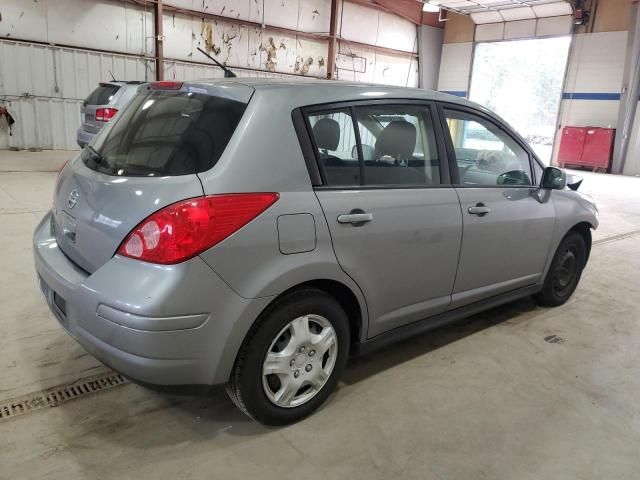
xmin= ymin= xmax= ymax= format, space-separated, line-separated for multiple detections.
xmin=197 ymin=89 xmax=370 ymax=338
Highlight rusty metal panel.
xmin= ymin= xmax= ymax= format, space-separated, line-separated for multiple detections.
xmin=163 ymin=12 xmax=328 ymax=77
xmin=163 ymin=59 xmax=313 ymax=81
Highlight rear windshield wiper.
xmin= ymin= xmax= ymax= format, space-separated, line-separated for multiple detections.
xmin=86 ymin=145 xmax=106 ymax=166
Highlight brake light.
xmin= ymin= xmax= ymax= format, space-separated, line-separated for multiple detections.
xmin=95 ymin=107 xmax=118 ymax=122
xmin=150 ymin=81 xmax=183 ymax=90
xmin=117 ymin=193 xmax=279 ymax=264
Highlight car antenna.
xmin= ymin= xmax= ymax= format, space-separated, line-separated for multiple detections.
xmin=109 ymin=70 xmax=116 ymax=82
xmin=196 ymin=47 xmax=237 ymax=78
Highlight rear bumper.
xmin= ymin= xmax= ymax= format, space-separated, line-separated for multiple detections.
xmin=33 ymin=212 xmax=273 ymax=385
xmin=76 ymin=127 xmax=95 ymax=148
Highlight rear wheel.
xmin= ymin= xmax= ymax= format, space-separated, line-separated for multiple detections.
xmin=227 ymin=289 xmax=350 ymax=425
xmin=535 ymin=231 xmax=587 ymax=307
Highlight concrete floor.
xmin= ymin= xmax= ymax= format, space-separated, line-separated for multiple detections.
xmin=1 ymin=150 xmax=640 ymax=479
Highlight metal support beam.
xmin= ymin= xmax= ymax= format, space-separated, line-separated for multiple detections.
xmin=327 ymin=0 xmax=340 ymax=80
xmin=154 ymin=0 xmax=164 ymax=81
xmin=611 ymin=2 xmax=640 ymax=174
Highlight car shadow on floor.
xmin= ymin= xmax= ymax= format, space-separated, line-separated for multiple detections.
xmin=341 ymin=297 xmax=539 ymax=386
xmin=39 ymin=296 xmax=540 ymax=442
xmin=150 ymin=296 xmax=540 ymax=425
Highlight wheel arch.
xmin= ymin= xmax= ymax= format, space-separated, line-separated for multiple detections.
xmin=568 ymin=221 xmax=593 ymax=262
xmin=260 ymin=279 xmax=365 ymax=348
xmin=221 ymin=278 xmax=366 ymax=384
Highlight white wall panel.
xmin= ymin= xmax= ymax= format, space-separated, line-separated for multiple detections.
xmin=298 ymin=0 xmax=331 ymax=34
xmin=564 ymin=32 xmax=628 ymax=93
xmin=0 ymin=40 xmax=154 ymax=150
xmin=418 ymin=25 xmax=444 ymax=90
xmin=0 ymin=0 xmax=154 ymax=56
xmin=550 ymin=32 xmax=627 ymax=164
xmin=504 ymin=19 xmax=536 ymax=40
xmin=0 ymin=0 xmax=49 ymax=42
xmin=437 ymin=42 xmax=473 ymax=94
xmin=334 ymin=43 xmax=418 ymax=87
xmin=558 ymin=100 xmax=620 ymax=127
xmin=537 ymin=16 xmax=573 ymax=37
xmin=339 ymin=2 xmax=416 ymax=54
xmin=624 ymin=107 xmax=640 ymax=176
xmin=473 ymin=15 xmax=572 ymax=41
xmin=373 ymin=52 xmax=418 ymax=87
xmin=339 ymin=2 xmax=379 ymax=46
xmin=165 ymin=0 xmax=330 ymax=33
xmin=335 ymin=43 xmax=376 ymax=83
xmin=263 ymin=0 xmax=300 ymax=30
xmin=475 ymin=23 xmax=504 ymax=42
xmin=376 ymin=12 xmax=418 ymax=53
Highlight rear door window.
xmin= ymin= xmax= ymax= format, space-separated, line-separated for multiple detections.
xmin=306 ymin=103 xmax=442 ymax=187
xmin=84 ymin=90 xmax=247 ymax=176
xmin=354 ymin=105 xmax=441 ymax=186
xmin=85 ymin=84 xmax=121 ymax=106
xmin=306 ymin=110 xmax=361 ymax=186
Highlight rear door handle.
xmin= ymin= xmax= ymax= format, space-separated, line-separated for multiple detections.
xmin=337 ymin=211 xmax=373 ymax=226
xmin=468 ymin=203 xmax=491 ymax=216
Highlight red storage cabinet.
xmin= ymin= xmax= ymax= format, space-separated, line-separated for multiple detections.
xmin=557 ymin=126 xmax=615 ymax=171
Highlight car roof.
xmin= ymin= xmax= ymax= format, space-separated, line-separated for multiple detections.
xmin=185 ymin=77 xmax=484 ymax=112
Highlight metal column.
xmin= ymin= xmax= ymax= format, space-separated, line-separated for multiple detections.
xmin=611 ymin=2 xmax=640 ymax=174
xmin=154 ymin=0 xmax=164 ymax=81
xmin=326 ymin=0 xmax=339 ymax=80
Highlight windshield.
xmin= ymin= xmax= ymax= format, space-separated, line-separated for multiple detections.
xmin=83 ymin=90 xmax=247 ymax=177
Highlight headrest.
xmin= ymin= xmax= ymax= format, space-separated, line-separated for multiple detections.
xmin=375 ymin=120 xmax=416 ymax=160
xmin=313 ymin=118 xmax=340 ymax=151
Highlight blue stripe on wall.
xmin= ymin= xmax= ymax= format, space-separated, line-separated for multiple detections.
xmin=440 ymin=91 xmax=467 ymax=98
xmin=562 ymin=92 xmax=621 ymax=101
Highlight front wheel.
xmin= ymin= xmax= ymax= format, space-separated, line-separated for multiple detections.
xmin=227 ymin=289 xmax=350 ymax=425
xmin=535 ymin=231 xmax=587 ymax=307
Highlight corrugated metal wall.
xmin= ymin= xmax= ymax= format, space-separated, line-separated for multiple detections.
xmin=163 ymin=59 xmax=308 ymax=81
xmin=0 ymin=40 xmax=155 ymax=150
xmin=0 ymin=38 xmax=313 ymax=151
xmin=0 ymin=0 xmax=420 ymax=151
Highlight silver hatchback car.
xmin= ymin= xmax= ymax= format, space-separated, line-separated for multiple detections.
xmin=77 ymin=81 xmax=146 ymax=148
xmin=35 ymin=79 xmax=598 ymax=424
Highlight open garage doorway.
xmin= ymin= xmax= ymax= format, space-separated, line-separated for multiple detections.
xmin=469 ymin=37 xmax=571 ymax=164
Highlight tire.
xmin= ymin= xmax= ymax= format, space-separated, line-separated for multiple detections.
xmin=535 ymin=231 xmax=587 ymax=307
xmin=227 ymin=288 xmax=350 ymax=425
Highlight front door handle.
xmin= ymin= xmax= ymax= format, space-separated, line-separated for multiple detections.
xmin=468 ymin=203 xmax=491 ymax=217
xmin=337 ymin=210 xmax=373 ymax=226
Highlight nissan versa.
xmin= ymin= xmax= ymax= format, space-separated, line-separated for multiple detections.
xmin=34 ymin=79 xmax=598 ymax=425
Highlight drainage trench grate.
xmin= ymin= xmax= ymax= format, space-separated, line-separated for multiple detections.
xmin=0 ymin=371 xmax=128 ymax=421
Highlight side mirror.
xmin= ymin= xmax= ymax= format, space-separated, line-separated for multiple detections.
xmin=566 ymin=174 xmax=583 ymax=191
xmin=541 ymin=166 xmax=566 ymax=190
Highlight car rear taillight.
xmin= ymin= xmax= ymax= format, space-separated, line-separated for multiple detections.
xmin=117 ymin=193 xmax=279 ymax=264
xmin=150 ymin=81 xmax=183 ymax=90
xmin=95 ymin=107 xmax=118 ymax=122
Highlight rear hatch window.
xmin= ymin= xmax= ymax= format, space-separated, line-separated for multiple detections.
xmin=85 ymin=84 xmax=121 ymax=106
xmin=83 ymin=90 xmax=247 ymax=176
